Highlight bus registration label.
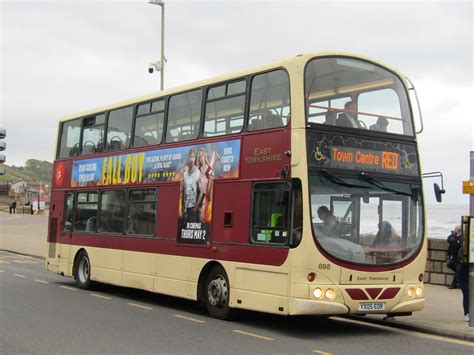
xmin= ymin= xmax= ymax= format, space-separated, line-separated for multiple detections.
xmin=358 ymin=302 xmax=385 ymax=312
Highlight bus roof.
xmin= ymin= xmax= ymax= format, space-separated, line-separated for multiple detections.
xmin=58 ymin=51 xmax=404 ymax=123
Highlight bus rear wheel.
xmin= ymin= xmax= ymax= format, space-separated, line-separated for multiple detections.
xmin=75 ymin=251 xmax=91 ymax=290
xmin=205 ymin=266 xmax=232 ymax=320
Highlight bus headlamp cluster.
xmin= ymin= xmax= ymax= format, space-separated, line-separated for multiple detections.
xmin=407 ymin=287 xmax=423 ymax=298
xmin=313 ymin=287 xmax=336 ymax=300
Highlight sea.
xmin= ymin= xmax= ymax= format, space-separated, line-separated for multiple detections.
xmin=425 ymin=204 xmax=470 ymax=239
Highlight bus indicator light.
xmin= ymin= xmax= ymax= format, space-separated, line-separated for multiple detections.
xmin=307 ymin=272 xmax=316 ymax=282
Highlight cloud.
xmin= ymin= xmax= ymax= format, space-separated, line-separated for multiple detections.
xmin=1 ymin=0 xmax=472 ymax=205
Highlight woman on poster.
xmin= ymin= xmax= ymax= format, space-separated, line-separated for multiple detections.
xmin=196 ymin=147 xmax=220 ymax=223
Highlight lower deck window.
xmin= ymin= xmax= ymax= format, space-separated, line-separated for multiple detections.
xmin=127 ymin=189 xmax=157 ymax=236
xmin=251 ymin=183 xmax=290 ymax=245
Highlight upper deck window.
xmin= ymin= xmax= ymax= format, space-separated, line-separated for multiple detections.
xmin=248 ymin=70 xmax=290 ymax=131
xmin=305 ymin=57 xmax=414 ymax=136
xmin=204 ymin=79 xmax=246 ymax=137
xmin=59 ymin=118 xmax=81 ymax=158
xmin=106 ymin=106 xmax=133 ymax=151
xmin=82 ymin=114 xmax=105 ymax=155
xmin=134 ymin=99 xmax=165 ymax=147
xmin=166 ymin=89 xmax=203 ymax=143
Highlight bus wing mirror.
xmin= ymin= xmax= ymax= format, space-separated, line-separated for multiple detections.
xmin=433 ymin=183 xmax=445 ymax=203
xmin=422 ymin=171 xmax=445 ymax=203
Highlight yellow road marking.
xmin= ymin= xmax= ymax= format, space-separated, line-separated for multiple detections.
xmin=173 ymin=314 xmax=206 ymax=324
xmin=13 ymin=273 xmax=26 ymax=278
xmin=59 ymin=285 xmax=77 ymax=291
xmin=334 ymin=317 xmax=474 ymax=347
xmin=90 ymin=293 xmax=112 ymax=300
xmin=0 ymin=261 xmax=11 ymax=264
xmin=127 ymin=303 xmax=152 ymax=310
xmin=34 ymin=279 xmax=49 ymax=284
xmin=313 ymin=350 xmax=332 ymax=355
xmin=0 ymin=270 xmax=5 ymax=273
xmin=232 ymin=330 xmax=274 ymax=341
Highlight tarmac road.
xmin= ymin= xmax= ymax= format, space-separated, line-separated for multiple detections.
xmin=1 ymin=250 xmax=472 ymax=354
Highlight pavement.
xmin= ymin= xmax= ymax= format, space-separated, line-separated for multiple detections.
xmin=1 ymin=211 xmax=473 ymax=342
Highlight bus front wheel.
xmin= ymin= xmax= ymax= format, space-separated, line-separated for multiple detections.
xmin=74 ymin=251 xmax=91 ymax=289
xmin=205 ymin=266 xmax=232 ymax=320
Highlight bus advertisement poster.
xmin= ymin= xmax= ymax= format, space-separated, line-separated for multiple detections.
xmin=176 ymin=142 xmax=240 ymax=244
xmin=70 ymin=139 xmax=241 ymax=190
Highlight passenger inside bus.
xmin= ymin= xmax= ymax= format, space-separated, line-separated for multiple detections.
xmin=371 ymin=221 xmax=400 ymax=248
xmin=316 ymin=206 xmax=338 ymax=236
xmin=369 ymin=116 xmax=389 ymax=132
xmin=323 ymin=110 xmax=337 ymax=125
xmin=336 ymin=101 xmax=363 ymax=128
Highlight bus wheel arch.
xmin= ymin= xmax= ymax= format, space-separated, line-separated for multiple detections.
xmin=197 ymin=261 xmax=221 ymax=306
xmin=73 ymin=249 xmax=92 ymax=290
xmin=199 ymin=262 xmax=233 ymax=320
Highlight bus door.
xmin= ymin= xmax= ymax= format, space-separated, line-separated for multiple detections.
xmin=329 ymin=196 xmax=360 ymax=243
xmin=59 ymin=192 xmax=73 ymax=264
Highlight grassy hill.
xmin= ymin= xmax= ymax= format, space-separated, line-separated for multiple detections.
xmin=0 ymin=159 xmax=53 ymax=184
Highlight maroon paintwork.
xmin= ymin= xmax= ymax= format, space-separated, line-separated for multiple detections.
xmin=49 ymin=127 xmax=292 ymax=266
xmin=345 ymin=288 xmax=369 ymax=301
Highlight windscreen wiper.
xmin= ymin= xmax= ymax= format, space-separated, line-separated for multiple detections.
xmin=359 ymin=172 xmax=412 ymax=197
xmin=320 ymin=170 xmax=369 ymax=189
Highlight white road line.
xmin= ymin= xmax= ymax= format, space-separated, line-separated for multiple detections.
xmin=127 ymin=303 xmax=153 ymax=310
xmin=173 ymin=314 xmax=206 ymax=323
xmin=232 ymin=330 xmax=274 ymax=341
xmin=13 ymin=273 xmax=26 ymax=278
xmin=90 ymin=293 xmax=113 ymax=300
xmin=34 ymin=279 xmax=49 ymax=284
xmin=59 ymin=285 xmax=77 ymax=291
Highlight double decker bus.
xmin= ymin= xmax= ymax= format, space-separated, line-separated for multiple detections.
xmin=47 ymin=52 xmax=425 ymax=319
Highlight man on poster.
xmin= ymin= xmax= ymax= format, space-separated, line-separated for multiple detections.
xmin=180 ymin=147 xmax=201 ymax=223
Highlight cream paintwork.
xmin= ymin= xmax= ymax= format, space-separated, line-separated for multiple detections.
xmin=48 ymin=52 xmax=426 ymax=316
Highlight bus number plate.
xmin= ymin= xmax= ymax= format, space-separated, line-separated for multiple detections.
xmin=358 ymin=302 xmax=385 ymax=311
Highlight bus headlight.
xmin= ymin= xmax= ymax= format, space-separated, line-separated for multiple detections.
xmin=313 ymin=288 xmax=323 ymax=299
xmin=415 ymin=287 xmax=423 ymax=298
xmin=325 ymin=288 xmax=335 ymax=300
xmin=407 ymin=288 xmax=415 ymax=298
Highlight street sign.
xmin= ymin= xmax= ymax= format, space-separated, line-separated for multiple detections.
xmin=463 ymin=181 xmax=474 ymax=194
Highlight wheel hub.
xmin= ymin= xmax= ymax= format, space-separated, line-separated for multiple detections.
xmin=78 ymin=257 xmax=89 ymax=283
xmin=207 ymin=275 xmax=228 ymax=307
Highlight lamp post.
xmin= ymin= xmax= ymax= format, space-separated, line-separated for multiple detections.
xmin=149 ymin=0 xmax=165 ymax=91
xmin=38 ymin=181 xmax=41 ymax=214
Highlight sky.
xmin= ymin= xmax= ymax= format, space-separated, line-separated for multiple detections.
xmin=1 ymin=0 xmax=473 ymax=205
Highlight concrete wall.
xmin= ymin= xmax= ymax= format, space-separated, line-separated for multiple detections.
xmin=424 ymin=238 xmax=455 ymax=286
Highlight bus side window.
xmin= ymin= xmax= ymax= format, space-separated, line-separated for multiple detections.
xmin=204 ymin=79 xmax=246 ymax=137
xmin=166 ymin=89 xmax=202 ymax=143
xmin=248 ymin=70 xmax=290 ymax=131
xmin=251 ymin=182 xmax=290 ymax=245
xmin=64 ymin=192 xmax=74 ymax=231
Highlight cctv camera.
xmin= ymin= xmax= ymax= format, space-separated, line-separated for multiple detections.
xmin=148 ymin=65 xmax=154 ymax=74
